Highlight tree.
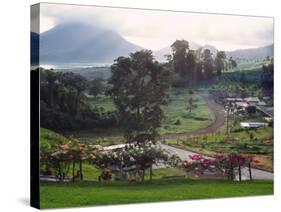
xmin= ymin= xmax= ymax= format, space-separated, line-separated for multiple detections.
xmin=88 ymin=78 xmax=104 ymax=97
xmin=214 ymin=51 xmax=226 ymax=78
xmin=90 ymin=142 xmax=180 ymax=182
xmin=261 ymin=61 xmax=273 ymax=97
xmin=40 ymin=69 xmax=59 ymax=107
xmin=171 ymin=40 xmax=189 ymax=78
xmin=202 ymin=49 xmax=214 ymax=79
xmin=185 ymin=50 xmax=197 ymax=86
xmin=186 ymin=90 xmax=197 ymax=113
xmin=59 ymin=72 xmax=88 ymax=116
xmin=194 ymin=48 xmax=204 ymax=81
xmin=229 ymin=57 xmax=237 ymax=70
xmin=68 ymin=138 xmax=87 ymax=181
xmin=40 ymin=68 xmax=116 ymax=131
xmin=110 ymin=50 xmax=171 ymax=143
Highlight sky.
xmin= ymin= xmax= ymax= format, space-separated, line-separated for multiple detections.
xmin=33 ymin=3 xmax=274 ymax=51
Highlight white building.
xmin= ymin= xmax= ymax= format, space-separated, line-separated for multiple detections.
xmin=240 ymin=122 xmax=268 ymax=129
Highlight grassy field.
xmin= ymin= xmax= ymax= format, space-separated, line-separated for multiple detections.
xmin=63 ymin=128 xmax=123 ymax=144
xmin=88 ymin=94 xmax=116 ymax=112
xmin=40 ymin=179 xmax=273 ymax=208
xmin=83 ymin=88 xmax=214 ymax=138
xmin=159 ymin=89 xmax=214 ymax=134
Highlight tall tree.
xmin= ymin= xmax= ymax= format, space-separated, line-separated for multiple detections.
xmin=194 ymin=48 xmax=204 ymax=81
xmin=228 ymin=56 xmax=237 ymax=70
xmin=185 ymin=50 xmax=197 ymax=86
xmin=261 ymin=61 xmax=273 ymax=97
xmin=110 ymin=50 xmax=171 ymax=143
xmin=202 ymin=49 xmax=214 ymax=79
xmin=59 ymin=72 xmax=88 ymax=116
xmin=171 ymin=40 xmax=189 ymax=77
xmin=214 ymin=51 xmax=226 ymax=78
xmin=88 ymin=78 xmax=104 ymax=97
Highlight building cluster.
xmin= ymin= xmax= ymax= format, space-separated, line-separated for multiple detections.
xmin=225 ymin=96 xmax=273 ymax=129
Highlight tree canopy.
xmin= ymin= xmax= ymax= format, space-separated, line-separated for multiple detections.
xmin=39 ymin=68 xmax=116 ymax=130
xmin=214 ymin=51 xmax=226 ymax=77
xmin=110 ymin=50 xmax=171 ymax=143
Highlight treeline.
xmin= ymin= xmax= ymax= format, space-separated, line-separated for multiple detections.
xmin=208 ymin=58 xmax=273 ymax=104
xmin=168 ymin=39 xmax=237 ymax=87
xmin=260 ymin=59 xmax=274 ymax=97
xmin=39 ymin=69 xmax=116 ymax=130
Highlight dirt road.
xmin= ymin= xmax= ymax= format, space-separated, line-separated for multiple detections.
xmin=161 ymin=95 xmax=225 ymax=139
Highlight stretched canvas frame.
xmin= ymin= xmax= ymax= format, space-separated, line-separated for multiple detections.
xmin=31 ymin=3 xmax=274 ymax=209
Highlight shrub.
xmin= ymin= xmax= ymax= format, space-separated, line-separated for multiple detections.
xmin=100 ymin=169 xmax=112 ymax=181
xmin=182 ymin=153 xmax=260 ymax=181
xmin=174 ymin=119 xmax=181 ymax=125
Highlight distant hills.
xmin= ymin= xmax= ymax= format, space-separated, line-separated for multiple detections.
xmin=153 ymin=43 xmax=217 ymax=61
xmin=39 ymin=23 xmax=142 ymax=64
xmin=154 ymin=43 xmax=273 ymax=61
xmin=226 ymin=44 xmax=273 ymax=60
xmin=31 ymin=22 xmax=273 ymax=65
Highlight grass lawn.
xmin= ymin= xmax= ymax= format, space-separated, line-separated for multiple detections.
xmin=88 ymin=94 xmax=116 ymax=112
xmin=40 ymin=179 xmax=273 ymax=209
xmin=62 ymin=128 xmax=123 ymax=144
xmin=159 ymin=88 xmax=214 ymax=134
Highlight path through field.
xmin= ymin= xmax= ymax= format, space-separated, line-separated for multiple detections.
xmin=161 ymin=95 xmax=225 ymax=139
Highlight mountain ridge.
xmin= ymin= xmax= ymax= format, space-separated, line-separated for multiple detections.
xmin=39 ymin=22 xmax=143 ymax=64
xmin=33 ymin=22 xmax=273 ymax=65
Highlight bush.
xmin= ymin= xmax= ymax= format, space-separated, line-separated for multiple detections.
xmin=193 ymin=117 xmax=208 ymax=121
xmin=182 ymin=112 xmax=192 ymax=119
xmin=100 ymin=169 xmax=112 ymax=181
xmin=174 ymin=119 xmax=181 ymax=125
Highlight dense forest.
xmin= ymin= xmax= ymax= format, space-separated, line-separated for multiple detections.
xmin=40 ymin=69 xmax=116 ymax=130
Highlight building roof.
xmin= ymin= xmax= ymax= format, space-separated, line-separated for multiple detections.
xmin=235 ymin=102 xmax=248 ymax=108
xmin=263 ymin=96 xmax=271 ymax=100
xmin=244 ymin=97 xmax=260 ymax=102
xmin=226 ymin=98 xmax=243 ymax=102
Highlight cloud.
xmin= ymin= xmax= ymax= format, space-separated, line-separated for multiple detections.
xmin=38 ymin=3 xmax=274 ymax=51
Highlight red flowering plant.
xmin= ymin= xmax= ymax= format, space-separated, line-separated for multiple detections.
xmin=213 ymin=153 xmax=260 ymax=181
xmin=182 ymin=153 xmax=261 ymax=181
xmin=182 ymin=154 xmax=218 ymax=177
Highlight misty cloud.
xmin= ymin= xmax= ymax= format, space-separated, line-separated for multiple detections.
xmin=38 ymin=3 xmax=274 ymax=51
